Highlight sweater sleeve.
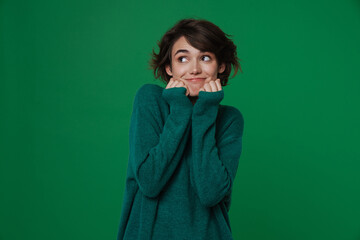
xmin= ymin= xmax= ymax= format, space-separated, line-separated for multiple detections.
xmin=129 ymin=84 xmax=193 ymax=198
xmin=190 ymin=90 xmax=244 ymax=208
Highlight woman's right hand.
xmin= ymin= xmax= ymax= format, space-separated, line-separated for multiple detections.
xmin=165 ymin=78 xmax=190 ymax=96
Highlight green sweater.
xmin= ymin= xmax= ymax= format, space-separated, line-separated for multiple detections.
xmin=117 ymin=84 xmax=244 ymax=240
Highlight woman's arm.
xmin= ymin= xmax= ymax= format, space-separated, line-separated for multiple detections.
xmin=129 ymin=84 xmax=193 ymax=198
xmin=189 ymin=90 xmax=244 ymax=207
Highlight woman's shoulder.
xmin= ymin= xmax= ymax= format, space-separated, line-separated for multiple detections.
xmin=218 ymin=104 xmax=245 ymax=136
xmin=134 ymin=83 xmax=164 ymax=105
xmin=136 ymin=83 xmax=163 ymax=97
xmin=219 ymin=104 xmax=244 ymax=123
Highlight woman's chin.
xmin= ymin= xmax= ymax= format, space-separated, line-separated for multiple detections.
xmin=188 ymin=89 xmax=200 ymax=97
xmin=186 ymin=85 xmax=203 ymax=97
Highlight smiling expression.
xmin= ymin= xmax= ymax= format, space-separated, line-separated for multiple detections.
xmin=165 ymin=36 xmax=225 ymax=97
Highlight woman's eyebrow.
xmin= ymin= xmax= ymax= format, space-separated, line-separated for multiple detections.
xmin=174 ymin=49 xmax=189 ymax=56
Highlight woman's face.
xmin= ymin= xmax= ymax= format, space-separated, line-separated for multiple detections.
xmin=165 ymin=36 xmax=225 ymax=97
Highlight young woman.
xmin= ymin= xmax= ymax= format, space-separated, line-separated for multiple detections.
xmin=117 ymin=18 xmax=244 ymax=240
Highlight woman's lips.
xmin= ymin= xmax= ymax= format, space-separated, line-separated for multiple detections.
xmin=186 ymin=78 xmax=206 ymax=82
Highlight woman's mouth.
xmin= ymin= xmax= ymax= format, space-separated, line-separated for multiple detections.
xmin=186 ymin=78 xmax=206 ymax=82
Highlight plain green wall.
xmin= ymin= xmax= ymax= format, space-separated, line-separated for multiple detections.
xmin=1 ymin=0 xmax=360 ymax=239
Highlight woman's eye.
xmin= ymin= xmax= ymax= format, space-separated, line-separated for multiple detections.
xmin=178 ymin=57 xmax=187 ymax=63
xmin=202 ymin=55 xmax=211 ymax=61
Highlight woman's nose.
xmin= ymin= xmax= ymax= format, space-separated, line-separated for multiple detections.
xmin=190 ymin=60 xmax=201 ymax=74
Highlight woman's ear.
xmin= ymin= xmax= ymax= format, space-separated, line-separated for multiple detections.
xmin=218 ymin=63 xmax=226 ymax=74
xmin=165 ymin=65 xmax=173 ymax=76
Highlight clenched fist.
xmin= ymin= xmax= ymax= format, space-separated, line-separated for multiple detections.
xmin=165 ymin=78 xmax=190 ymax=96
xmin=199 ymin=79 xmax=222 ymax=92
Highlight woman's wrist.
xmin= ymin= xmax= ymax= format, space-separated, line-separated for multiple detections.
xmin=162 ymin=87 xmax=193 ymax=109
xmin=196 ymin=89 xmax=224 ymax=106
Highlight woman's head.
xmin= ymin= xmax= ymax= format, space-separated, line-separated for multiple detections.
xmin=150 ymin=18 xmax=241 ymax=96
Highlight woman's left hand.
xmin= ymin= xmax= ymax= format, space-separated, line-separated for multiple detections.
xmin=199 ymin=79 xmax=222 ymax=92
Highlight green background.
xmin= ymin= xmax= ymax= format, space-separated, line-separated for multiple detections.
xmin=1 ymin=0 xmax=360 ymax=239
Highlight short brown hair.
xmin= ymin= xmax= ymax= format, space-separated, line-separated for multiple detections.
xmin=150 ymin=18 xmax=242 ymax=86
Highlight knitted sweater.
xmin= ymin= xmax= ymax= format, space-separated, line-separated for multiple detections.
xmin=117 ymin=84 xmax=244 ymax=240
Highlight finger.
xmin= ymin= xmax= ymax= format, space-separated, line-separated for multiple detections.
xmin=204 ymin=82 xmax=212 ymax=92
xmin=171 ymin=79 xmax=179 ymax=88
xmin=166 ymin=78 xmax=173 ymax=89
xmin=209 ymin=80 xmax=217 ymax=92
xmin=179 ymin=82 xmax=190 ymax=96
xmin=215 ymin=79 xmax=222 ymax=91
xmin=185 ymin=86 xmax=190 ymax=96
xmin=172 ymin=79 xmax=182 ymax=88
xmin=167 ymin=78 xmax=176 ymax=88
xmin=174 ymin=80 xmax=184 ymax=88
xmin=178 ymin=78 xmax=188 ymax=87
